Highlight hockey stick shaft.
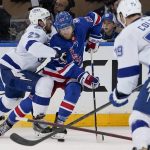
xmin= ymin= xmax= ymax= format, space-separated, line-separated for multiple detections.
xmin=90 ymin=51 xmax=98 ymax=139
xmin=16 ymin=117 xmax=132 ymax=141
xmin=10 ymin=102 xmax=111 ymax=146
xmin=10 ymin=84 xmax=142 ymax=146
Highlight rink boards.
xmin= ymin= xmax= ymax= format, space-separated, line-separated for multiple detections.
xmin=0 ymin=42 xmax=148 ymax=127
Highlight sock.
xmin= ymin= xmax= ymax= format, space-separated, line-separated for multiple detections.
xmin=58 ymin=100 xmax=75 ymax=122
xmin=32 ymin=94 xmax=50 ymax=117
xmin=0 ymin=97 xmax=11 ymax=116
xmin=8 ymin=96 xmax=32 ymax=125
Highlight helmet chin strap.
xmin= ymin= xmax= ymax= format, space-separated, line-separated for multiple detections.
xmin=117 ymin=14 xmax=126 ymax=28
xmin=40 ymin=18 xmax=47 ymax=32
xmin=120 ymin=17 xmax=127 ymax=27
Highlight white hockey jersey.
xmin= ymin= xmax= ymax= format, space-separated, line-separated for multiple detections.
xmin=114 ymin=16 xmax=150 ymax=95
xmin=0 ymin=24 xmax=57 ymax=72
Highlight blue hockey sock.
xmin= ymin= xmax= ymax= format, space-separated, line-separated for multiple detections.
xmin=58 ymin=100 xmax=76 ymax=122
xmin=58 ymin=82 xmax=81 ymax=122
xmin=8 ymin=96 xmax=32 ymax=125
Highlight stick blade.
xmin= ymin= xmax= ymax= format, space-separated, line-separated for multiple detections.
xmin=10 ymin=133 xmax=39 ymax=146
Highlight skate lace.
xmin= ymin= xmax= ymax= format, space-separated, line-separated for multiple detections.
xmin=0 ymin=121 xmax=10 ymax=135
xmin=0 ymin=116 xmax=5 ymax=121
xmin=33 ymin=119 xmax=49 ymax=130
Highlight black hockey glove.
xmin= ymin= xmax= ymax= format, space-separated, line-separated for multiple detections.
xmin=55 ymin=50 xmax=67 ymax=64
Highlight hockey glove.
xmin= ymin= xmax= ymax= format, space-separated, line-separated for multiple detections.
xmin=109 ymin=88 xmax=129 ymax=107
xmin=77 ymin=72 xmax=100 ymax=89
xmin=85 ymin=36 xmax=100 ymax=53
xmin=55 ymin=51 xmax=67 ymax=64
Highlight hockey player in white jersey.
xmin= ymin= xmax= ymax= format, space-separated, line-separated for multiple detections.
xmin=109 ymin=0 xmax=150 ymax=149
xmin=0 ymin=10 xmax=101 ymax=141
xmin=0 ymin=7 xmax=65 ymax=134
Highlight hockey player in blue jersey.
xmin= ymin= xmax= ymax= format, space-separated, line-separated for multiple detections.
xmin=43 ymin=11 xmax=102 ymax=88
xmin=108 ymin=0 xmax=150 ymax=149
xmin=41 ymin=11 xmax=102 ymax=139
xmin=0 ymin=11 xmax=101 ymax=140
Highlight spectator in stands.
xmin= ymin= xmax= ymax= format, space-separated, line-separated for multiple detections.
xmin=93 ymin=0 xmax=107 ymax=16
xmin=0 ymin=5 xmax=11 ymax=41
xmin=94 ymin=0 xmax=122 ymax=32
xmin=144 ymin=11 xmax=150 ymax=16
xmin=100 ymin=13 xmax=119 ymax=42
xmin=39 ymin=0 xmax=53 ymax=10
xmin=40 ymin=0 xmax=75 ymax=19
xmin=94 ymin=0 xmax=117 ymax=16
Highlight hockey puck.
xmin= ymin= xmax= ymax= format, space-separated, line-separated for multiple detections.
xmin=58 ymin=139 xmax=65 ymax=142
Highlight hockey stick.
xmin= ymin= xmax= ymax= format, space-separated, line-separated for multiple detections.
xmin=15 ymin=117 xmax=132 ymax=140
xmin=10 ymin=83 xmax=142 ymax=146
xmin=90 ymin=50 xmax=104 ymax=141
xmin=10 ymin=102 xmax=111 ymax=146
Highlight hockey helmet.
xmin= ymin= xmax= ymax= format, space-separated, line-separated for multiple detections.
xmin=54 ymin=11 xmax=73 ymax=31
xmin=117 ymin=0 xmax=142 ymax=26
xmin=29 ymin=7 xmax=50 ymax=25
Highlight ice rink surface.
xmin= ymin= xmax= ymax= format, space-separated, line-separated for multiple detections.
xmin=0 ymin=127 xmax=133 ymax=150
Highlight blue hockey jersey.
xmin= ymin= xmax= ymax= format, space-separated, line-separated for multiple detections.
xmin=43 ymin=12 xmax=102 ymax=81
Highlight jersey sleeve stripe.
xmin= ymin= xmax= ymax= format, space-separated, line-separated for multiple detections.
xmin=95 ymin=15 xmax=101 ymax=25
xmin=2 ymin=55 xmax=21 ymax=70
xmin=25 ymin=40 xmax=37 ymax=51
xmin=43 ymin=69 xmax=67 ymax=79
xmin=58 ymin=63 xmax=75 ymax=76
xmin=117 ymin=65 xmax=140 ymax=78
xmin=93 ymin=12 xmax=101 ymax=25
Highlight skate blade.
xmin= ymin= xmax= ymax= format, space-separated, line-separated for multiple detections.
xmin=51 ymin=133 xmax=65 ymax=142
xmin=34 ymin=131 xmax=51 ymax=138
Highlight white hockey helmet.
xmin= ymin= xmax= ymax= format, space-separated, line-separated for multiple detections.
xmin=117 ymin=0 xmax=142 ymax=26
xmin=29 ymin=7 xmax=50 ymax=25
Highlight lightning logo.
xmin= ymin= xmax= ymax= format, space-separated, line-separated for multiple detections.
xmin=12 ymin=71 xmax=32 ymax=81
xmin=146 ymin=82 xmax=150 ymax=102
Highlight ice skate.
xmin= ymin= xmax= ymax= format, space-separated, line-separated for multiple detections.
xmin=33 ymin=114 xmax=52 ymax=136
xmin=0 ymin=116 xmax=5 ymax=124
xmin=0 ymin=120 xmax=12 ymax=136
xmin=51 ymin=112 xmax=67 ymax=142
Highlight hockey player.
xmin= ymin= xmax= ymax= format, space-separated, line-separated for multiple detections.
xmin=44 ymin=11 xmax=102 ymax=88
xmin=0 ymin=7 xmax=66 ymax=134
xmin=0 ymin=11 xmax=101 ymax=140
xmin=41 ymin=11 xmax=102 ymax=139
xmin=108 ymin=0 xmax=150 ymax=149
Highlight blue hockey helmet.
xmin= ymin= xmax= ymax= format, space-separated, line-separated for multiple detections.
xmin=102 ymin=13 xmax=114 ymax=23
xmin=54 ymin=11 xmax=73 ymax=31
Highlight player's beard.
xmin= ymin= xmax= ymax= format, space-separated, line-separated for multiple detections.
xmin=46 ymin=28 xmax=52 ymax=34
xmin=45 ymin=26 xmax=52 ymax=34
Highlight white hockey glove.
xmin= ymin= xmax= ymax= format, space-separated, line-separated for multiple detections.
xmin=109 ymin=88 xmax=129 ymax=107
xmin=85 ymin=36 xmax=100 ymax=53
